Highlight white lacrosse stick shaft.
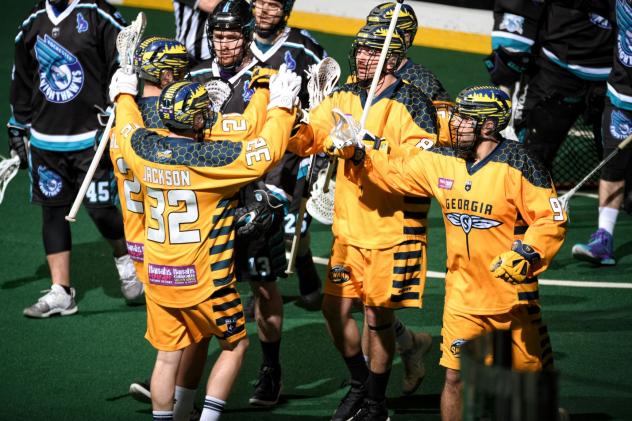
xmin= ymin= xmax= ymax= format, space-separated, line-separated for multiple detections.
xmin=558 ymin=132 xmax=632 ymax=212
xmin=0 ymin=154 xmax=21 ymax=205
xmin=286 ymin=155 xmax=316 ymax=274
xmin=65 ymin=107 xmax=116 ymax=222
xmin=65 ymin=12 xmax=146 ymax=222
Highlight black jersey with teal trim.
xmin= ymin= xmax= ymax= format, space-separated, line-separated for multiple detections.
xmin=396 ymin=59 xmax=451 ymax=101
xmin=250 ymin=27 xmax=326 ymax=109
xmin=607 ymin=0 xmax=632 ymax=111
xmin=9 ymin=0 xmax=125 ymax=152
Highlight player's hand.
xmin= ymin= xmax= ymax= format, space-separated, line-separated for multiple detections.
xmin=250 ymin=67 xmax=277 ymax=89
xmin=490 ymin=240 xmax=541 ymax=284
xmin=109 ymin=68 xmax=138 ymax=102
xmin=7 ymin=123 xmax=29 ymax=169
xmin=323 ymin=133 xmax=365 ymax=164
xmin=234 ymin=189 xmax=281 ymax=239
xmin=268 ymin=64 xmax=302 ymax=111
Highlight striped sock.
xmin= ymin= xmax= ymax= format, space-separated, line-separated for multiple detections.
xmin=152 ymin=410 xmax=173 ymax=421
xmin=200 ymin=396 xmax=225 ymax=421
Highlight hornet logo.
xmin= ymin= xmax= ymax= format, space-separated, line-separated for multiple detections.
xmin=284 ymin=50 xmax=297 ymax=71
xmin=38 ymin=165 xmax=63 ymax=198
xmin=34 ymin=35 xmax=84 ymax=103
xmin=446 ymin=212 xmax=502 ymax=259
xmin=610 ymin=109 xmax=632 ymax=140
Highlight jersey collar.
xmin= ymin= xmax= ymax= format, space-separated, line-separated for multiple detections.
xmin=250 ymin=27 xmax=291 ymax=62
xmin=212 ymin=58 xmax=260 ymax=85
xmin=358 ymin=78 xmax=402 ymax=108
xmin=46 ymin=0 xmax=79 ymax=26
xmin=465 ymin=139 xmax=506 ymax=175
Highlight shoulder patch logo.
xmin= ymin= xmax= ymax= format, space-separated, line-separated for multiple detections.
xmin=589 ymin=13 xmax=612 ymax=30
xmin=34 ymin=35 xmax=84 ymax=104
xmin=499 ymin=13 xmax=524 ymax=34
xmin=76 ymin=12 xmax=88 ymax=33
xmin=242 ymin=80 xmax=254 ymax=104
xmin=450 ymin=338 xmax=467 ymax=357
xmin=446 ymin=212 xmax=502 ymax=259
xmin=610 ymin=109 xmax=632 ymax=140
xmin=438 ymin=177 xmax=453 ymax=190
xmin=329 ymin=265 xmax=351 ymax=284
xmin=284 ymin=50 xmax=296 ymax=71
xmin=38 ymin=165 xmax=63 ymax=198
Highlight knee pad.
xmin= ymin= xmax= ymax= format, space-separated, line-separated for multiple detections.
xmin=42 ymin=206 xmax=72 ymax=254
xmin=85 ymin=205 xmax=124 ymax=240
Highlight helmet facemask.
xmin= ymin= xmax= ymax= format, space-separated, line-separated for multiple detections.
xmin=253 ymin=0 xmax=291 ymax=38
xmin=212 ymin=30 xmax=248 ymax=72
xmin=349 ymin=45 xmax=403 ymax=89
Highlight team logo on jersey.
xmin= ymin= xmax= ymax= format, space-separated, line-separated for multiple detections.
xmin=225 ymin=317 xmax=237 ymax=335
xmin=465 ymin=180 xmax=472 ymax=191
xmin=450 ymin=339 xmax=467 ymax=357
xmin=618 ymin=30 xmax=632 ymax=67
xmin=52 ymin=27 xmax=60 ymax=38
xmin=76 ymin=13 xmax=89 ymax=33
xmin=242 ymin=80 xmax=254 ymax=104
xmin=589 ymin=13 xmax=612 ymax=30
xmin=446 ymin=212 xmax=502 ymax=259
xmin=610 ymin=109 xmax=632 ymax=140
xmin=284 ymin=50 xmax=297 ymax=71
xmin=34 ymin=35 xmax=84 ymax=104
xmin=329 ymin=265 xmax=351 ymax=284
xmin=438 ymin=177 xmax=453 ymax=190
xmin=37 ymin=165 xmax=63 ymax=198
xmin=155 ymin=149 xmax=173 ymax=161
xmin=499 ymin=13 xmax=524 ymax=34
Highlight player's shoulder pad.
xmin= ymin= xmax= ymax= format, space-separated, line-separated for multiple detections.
xmin=131 ymin=130 xmax=243 ymax=168
xmin=398 ymin=61 xmax=451 ymax=102
xmin=18 ymin=1 xmax=47 ymax=33
xmin=427 ymin=145 xmax=457 ymax=157
xmin=137 ymin=97 xmax=166 ymax=130
xmin=287 ymin=27 xmax=326 ymax=60
xmin=392 ymin=82 xmax=437 ymax=134
xmin=86 ymin=0 xmax=128 ymax=26
xmin=187 ymin=60 xmax=215 ymax=83
xmin=490 ymin=140 xmax=552 ymax=188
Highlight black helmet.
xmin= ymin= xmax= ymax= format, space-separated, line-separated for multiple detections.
xmin=253 ymin=0 xmax=295 ymax=38
xmin=207 ymin=0 xmax=255 ymax=70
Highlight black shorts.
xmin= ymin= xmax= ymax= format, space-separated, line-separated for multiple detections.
xmin=601 ymin=99 xmax=632 ymax=181
xmin=235 ymin=216 xmax=286 ymax=283
xmin=29 ymin=145 xmax=117 ymax=207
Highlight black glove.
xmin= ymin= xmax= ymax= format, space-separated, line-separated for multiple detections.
xmin=7 ymin=123 xmax=29 ymax=169
xmin=234 ymin=190 xmax=277 ymax=239
xmin=484 ymin=46 xmax=532 ymax=86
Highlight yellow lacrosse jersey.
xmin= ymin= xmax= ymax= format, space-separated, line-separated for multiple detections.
xmin=203 ymin=86 xmax=269 ymax=141
xmin=289 ymin=80 xmax=437 ymax=249
xmin=114 ymin=94 xmax=295 ymax=308
xmin=365 ymin=141 xmax=567 ymax=314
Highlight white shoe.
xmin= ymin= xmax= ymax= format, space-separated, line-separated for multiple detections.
xmin=23 ymin=284 xmax=78 ymax=318
xmin=399 ymin=331 xmax=432 ymax=395
xmin=114 ymin=255 xmax=144 ymax=304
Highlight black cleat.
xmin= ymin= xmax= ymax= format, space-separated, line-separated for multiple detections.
xmin=249 ymin=365 xmax=282 ymax=406
xmin=331 ymin=380 xmax=366 ymax=421
xmin=351 ymin=398 xmax=390 ymax=421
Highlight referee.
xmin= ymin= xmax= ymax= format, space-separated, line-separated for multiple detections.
xmin=173 ymin=0 xmax=221 ymax=65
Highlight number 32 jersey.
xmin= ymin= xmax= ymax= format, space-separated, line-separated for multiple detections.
xmin=114 ymin=94 xmax=294 ymax=308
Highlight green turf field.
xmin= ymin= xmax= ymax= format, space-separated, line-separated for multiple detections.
xmin=1 ymin=4 xmax=631 ymax=420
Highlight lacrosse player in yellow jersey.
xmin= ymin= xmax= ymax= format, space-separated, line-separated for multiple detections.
xmin=108 ymin=62 xmax=300 ymax=420
xmin=336 ymin=85 xmax=566 ymax=421
xmin=289 ymin=23 xmax=437 ymax=419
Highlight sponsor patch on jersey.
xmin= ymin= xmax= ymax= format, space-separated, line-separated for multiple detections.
xmin=499 ymin=13 xmax=524 ymax=34
xmin=34 ymin=35 xmax=84 ymax=103
xmin=610 ymin=109 xmax=632 ymax=140
xmin=284 ymin=50 xmax=297 ymax=71
xmin=589 ymin=13 xmax=612 ymax=30
xmin=126 ymin=241 xmax=144 ymax=263
xmin=37 ymin=165 xmax=63 ymax=198
xmin=76 ymin=12 xmax=88 ymax=33
xmin=242 ymin=80 xmax=254 ymax=104
xmin=148 ymin=264 xmax=198 ymax=286
xmin=450 ymin=338 xmax=467 ymax=357
xmin=438 ymin=177 xmax=454 ymax=190
xmin=329 ymin=265 xmax=351 ymax=284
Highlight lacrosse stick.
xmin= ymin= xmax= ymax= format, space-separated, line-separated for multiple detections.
xmin=66 ymin=12 xmax=146 ymax=222
xmin=285 ymin=57 xmax=341 ymax=274
xmin=558 ymin=133 xmax=632 ymax=215
xmin=306 ymin=168 xmax=335 ymax=225
xmin=320 ymin=0 xmax=404 ymax=194
xmin=0 ymin=153 xmax=20 ymax=205
xmin=205 ymin=77 xmax=234 ymax=113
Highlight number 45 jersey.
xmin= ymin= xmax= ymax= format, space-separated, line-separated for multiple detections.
xmin=114 ymin=94 xmax=295 ymax=308
xmin=365 ymin=140 xmax=567 ymax=315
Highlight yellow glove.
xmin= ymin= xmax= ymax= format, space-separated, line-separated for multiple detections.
xmin=323 ymin=135 xmax=363 ymax=162
xmin=250 ymin=66 xmax=277 ymax=89
xmin=489 ymin=240 xmax=541 ymax=284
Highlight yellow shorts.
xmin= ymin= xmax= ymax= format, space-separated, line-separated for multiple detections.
xmin=145 ymin=287 xmax=247 ymax=351
xmin=439 ymin=304 xmax=554 ymax=372
xmin=325 ymin=239 xmax=426 ymax=308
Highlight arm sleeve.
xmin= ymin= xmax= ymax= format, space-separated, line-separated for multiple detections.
xmin=364 ymin=148 xmax=434 ymax=198
xmin=9 ymin=27 xmax=34 ymax=125
xmin=286 ymin=94 xmax=336 ymax=156
xmin=205 ymin=87 xmax=270 ymax=141
xmin=97 ymin=2 xmax=126 ymax=95
xmin=515 ymin=170 xmax=567 ymax=275
xmin=492 ymin=0 xmax=545 ymax=53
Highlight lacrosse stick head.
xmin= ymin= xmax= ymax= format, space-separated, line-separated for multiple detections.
xmin=306 ymin=168 xmax=335 ymax=225
xmin=331 ymin=108 xmax=360 ymax=146
xmin=306 ymin=57 xmax=341 ymax=110
xmin=117 ymin=12 xmax=147 ymax=74
xmin=204 ymin=78 xmax=234 ymax=113
xmin=0 ymin=154 xmax=21 ymax=205
xmin=558 ymin=191 xmax=571 ymax=215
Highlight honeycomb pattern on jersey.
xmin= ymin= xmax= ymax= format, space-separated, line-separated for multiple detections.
xmin=338 ymin=82 xmax=437 ymax=134
xmin=491 ymin=141 xmax=552 ymax=188
xmin=138 ymin=97 xmax=166 ymax=129
xmin=396 ymin=61 xmax=451 ymax=102
xmin=131 ymin=129 xmax=242 ymax=167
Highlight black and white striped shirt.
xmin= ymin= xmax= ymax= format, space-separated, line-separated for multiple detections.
xmin=173 ymin=0 xmax=211 ymax=65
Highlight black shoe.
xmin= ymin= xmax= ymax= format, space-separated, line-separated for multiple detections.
xmin=244 ymin=294 xmax=255 ymax=322
xmin=249 ymin=365 xmax=282 ymax=406
xmin=351 ymin=398 xmax=390 ymax=421
xmin=331 ymin=380 xmax=366 ymax=421
xmin=129 ymin=379 xmax=151 ymax=403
